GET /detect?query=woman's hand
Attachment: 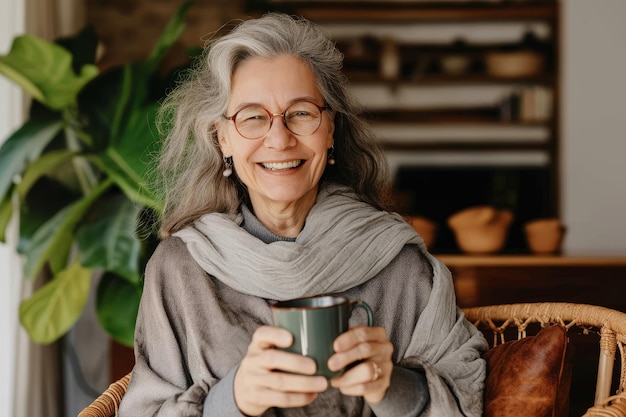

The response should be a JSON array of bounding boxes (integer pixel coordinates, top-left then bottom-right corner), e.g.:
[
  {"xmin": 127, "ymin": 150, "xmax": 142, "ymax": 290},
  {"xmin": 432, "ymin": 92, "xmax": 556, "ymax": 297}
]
[
  {"xmin": 234, "ymin": 325, "xmax": 328, "ymax": 416},
  {"xmin": 328, "ymin": 326, "xmax": 394, "ymax": 404}
]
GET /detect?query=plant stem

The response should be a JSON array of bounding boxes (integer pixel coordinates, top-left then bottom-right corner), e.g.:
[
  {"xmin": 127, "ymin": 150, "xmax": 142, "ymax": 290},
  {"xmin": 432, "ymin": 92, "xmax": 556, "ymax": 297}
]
[{"xmin": 63, "ymin": 106, "xmax": 98, "ymax": 195}]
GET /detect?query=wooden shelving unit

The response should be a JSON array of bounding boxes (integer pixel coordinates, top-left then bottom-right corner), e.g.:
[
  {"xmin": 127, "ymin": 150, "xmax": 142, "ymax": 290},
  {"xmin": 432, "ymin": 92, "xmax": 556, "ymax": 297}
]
[
  {"xmin": 246, "ymin": 2, "xmax": 559, "ymax": 142},
  {"xmin": 438, "ymin": 255, "xmax": 626, "ymax": 268},
  {"xmin": 247, "ymin": 1, "xmax": 557, "ymax": 22},
  {"xmin": 247, "ymin": 1, "xmax": 561, "ymax": 254},
  {"xmin": 364, "ymin": 108, "xmax": 548, "ymax": 125}
]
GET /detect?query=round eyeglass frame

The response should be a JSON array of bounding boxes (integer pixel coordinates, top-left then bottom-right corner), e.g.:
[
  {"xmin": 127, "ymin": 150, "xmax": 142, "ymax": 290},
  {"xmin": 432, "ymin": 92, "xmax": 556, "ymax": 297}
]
[{"xmin": 223, "ymin": 100, "xmax": 329, "ymax": 140}]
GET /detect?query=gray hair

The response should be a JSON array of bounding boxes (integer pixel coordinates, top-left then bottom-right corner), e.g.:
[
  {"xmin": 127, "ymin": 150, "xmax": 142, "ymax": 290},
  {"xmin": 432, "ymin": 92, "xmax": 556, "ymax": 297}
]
[{"xmin": 156, "ymin": 13, "xmax": 390, "ymax": 237}]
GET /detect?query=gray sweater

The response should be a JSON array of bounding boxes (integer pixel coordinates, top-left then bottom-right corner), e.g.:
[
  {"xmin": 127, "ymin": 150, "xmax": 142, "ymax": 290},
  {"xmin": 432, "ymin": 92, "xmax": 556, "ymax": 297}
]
[{"xmin": 120, "ymin": 200, "xmax": 485, "ymax": 416}]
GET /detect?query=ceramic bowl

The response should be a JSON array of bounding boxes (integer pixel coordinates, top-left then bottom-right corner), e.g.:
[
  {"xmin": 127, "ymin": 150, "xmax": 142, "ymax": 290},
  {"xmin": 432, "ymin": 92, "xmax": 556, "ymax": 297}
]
[
  {"xmin": 448, "ymin": 206, "xmax": 514, "ymax": 254},
  {"xmin": 524, "ymin": 218, "xmax": 566, "ymax": 254}
]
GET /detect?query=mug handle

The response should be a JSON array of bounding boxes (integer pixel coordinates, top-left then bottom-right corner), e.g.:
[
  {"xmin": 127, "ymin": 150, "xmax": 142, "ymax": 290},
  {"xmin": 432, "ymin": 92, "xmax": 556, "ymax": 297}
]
[{"xmin": 351, "ymin": 300, "xmax": 373, "ymax": 326}]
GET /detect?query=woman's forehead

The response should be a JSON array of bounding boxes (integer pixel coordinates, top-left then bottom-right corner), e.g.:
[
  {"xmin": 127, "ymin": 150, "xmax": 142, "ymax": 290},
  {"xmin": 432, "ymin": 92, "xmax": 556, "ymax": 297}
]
[{"xmin": 229, "ymin": 55, "xmax": 323, "ymax": 107}]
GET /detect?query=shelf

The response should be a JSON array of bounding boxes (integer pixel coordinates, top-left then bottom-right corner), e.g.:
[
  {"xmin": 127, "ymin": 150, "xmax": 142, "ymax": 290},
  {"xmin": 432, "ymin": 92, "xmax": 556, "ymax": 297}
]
[
  {"xmin": 247, "ymin": 1, "xmax": 558, "ymax": 22},
  {"xmin": 363, "ymin": 107, "xmax": 552, "ymax": 125},
  {"xmin": 382, "ymin": 141, "xmax": 551, "ymax": 152},
  {"xmin": 345, "ymin": 73, "xmax": 556, "ymax": 86},
  {"xmin": 437, "ymin": 255, "xmax": 626, "ymax": 268}
]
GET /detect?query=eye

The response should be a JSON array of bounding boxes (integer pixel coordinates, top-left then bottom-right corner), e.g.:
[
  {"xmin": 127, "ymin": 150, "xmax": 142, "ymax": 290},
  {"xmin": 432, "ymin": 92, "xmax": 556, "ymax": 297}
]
[
  {"xmin": 237, "ymin": 107, "xmax": 269, "ymax": 123},
  {"xmin": 286, "ymin": 102, "xmax": 320, "ymax": 120},
  {"xmin": 291, "ymin": 110, "xmax": 314, "ymax": 118}
]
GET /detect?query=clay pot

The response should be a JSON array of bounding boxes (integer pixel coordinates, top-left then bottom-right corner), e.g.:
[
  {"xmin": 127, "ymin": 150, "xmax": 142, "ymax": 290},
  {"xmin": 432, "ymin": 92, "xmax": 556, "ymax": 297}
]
[
  {"xmin": 407, "ymin": 216, "xmax": 437, "ymax": 250},
  {"xmin": 485, "ymin": 50, "xmax": 545, "ymax": 78},
  {"xmin": 524, "ymin": 218, "xmax": 566, "ymax": 254},
  {"xmin": 448, "ymin": 206, "xmax": 514, "ymax": 254}
]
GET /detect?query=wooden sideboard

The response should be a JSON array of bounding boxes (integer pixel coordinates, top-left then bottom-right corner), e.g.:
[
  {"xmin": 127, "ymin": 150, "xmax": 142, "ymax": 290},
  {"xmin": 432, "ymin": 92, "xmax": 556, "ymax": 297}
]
[{"xmin": 438, "ymin": 255, "xmax": 626, "ymax": 311}]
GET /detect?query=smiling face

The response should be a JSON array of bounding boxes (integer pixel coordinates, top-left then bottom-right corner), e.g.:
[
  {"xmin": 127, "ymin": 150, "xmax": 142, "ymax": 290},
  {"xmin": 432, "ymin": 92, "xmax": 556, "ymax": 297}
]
[{"xmin": 218, "ymin": 55, "xmax": 335, "ymax": 223}]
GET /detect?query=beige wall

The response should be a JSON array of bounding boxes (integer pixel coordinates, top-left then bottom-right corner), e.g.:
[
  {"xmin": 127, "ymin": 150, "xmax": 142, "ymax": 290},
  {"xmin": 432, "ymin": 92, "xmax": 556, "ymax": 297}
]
[{"xmin": 562, "ymin": 0, "xmax": 626, "ymax": 256}]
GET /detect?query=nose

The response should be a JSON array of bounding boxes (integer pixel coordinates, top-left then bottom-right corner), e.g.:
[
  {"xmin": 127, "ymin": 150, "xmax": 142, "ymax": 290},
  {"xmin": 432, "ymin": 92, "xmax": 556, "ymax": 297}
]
[{"xmin": 264, "ymin": 114, "xmax": 296, "ymax": 150}]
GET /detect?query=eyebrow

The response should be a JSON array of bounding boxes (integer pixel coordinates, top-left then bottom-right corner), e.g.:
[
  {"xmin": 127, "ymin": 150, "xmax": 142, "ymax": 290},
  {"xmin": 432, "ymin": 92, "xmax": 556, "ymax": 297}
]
[{"xmin": 230, "ymin": 96, "xmax": 323, "ymax": 113}]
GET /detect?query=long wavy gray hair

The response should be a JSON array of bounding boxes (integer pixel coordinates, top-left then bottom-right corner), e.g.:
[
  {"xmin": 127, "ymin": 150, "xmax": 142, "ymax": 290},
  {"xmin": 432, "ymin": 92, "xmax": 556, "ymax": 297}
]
[{"xmin": 156, "ymin": 13, "xmax": 390, "ymax": 237}]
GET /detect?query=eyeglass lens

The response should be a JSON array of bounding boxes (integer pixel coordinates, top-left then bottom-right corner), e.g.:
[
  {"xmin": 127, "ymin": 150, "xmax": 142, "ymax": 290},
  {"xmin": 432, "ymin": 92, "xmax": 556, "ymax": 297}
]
[{"xmin": 233, "ymin": 101, "xmax": 324, "ymax": 139}]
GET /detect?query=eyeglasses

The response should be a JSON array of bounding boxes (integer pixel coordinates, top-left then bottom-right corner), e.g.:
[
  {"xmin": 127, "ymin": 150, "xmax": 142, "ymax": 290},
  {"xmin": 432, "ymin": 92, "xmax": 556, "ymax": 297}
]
[{"xmin": 223, "ymin": 100, "xmax": 329, "ymax": 140}]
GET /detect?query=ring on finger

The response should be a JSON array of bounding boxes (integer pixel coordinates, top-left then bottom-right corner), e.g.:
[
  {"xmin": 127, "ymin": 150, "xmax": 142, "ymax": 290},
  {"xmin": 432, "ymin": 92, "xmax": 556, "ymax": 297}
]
[{"xmin": 371, "ymin": 361, "xmax": 382, "ymax": 382}]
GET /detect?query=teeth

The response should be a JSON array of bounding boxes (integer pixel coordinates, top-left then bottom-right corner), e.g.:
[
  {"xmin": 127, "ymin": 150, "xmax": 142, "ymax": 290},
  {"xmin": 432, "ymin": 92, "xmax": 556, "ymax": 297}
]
[{"xmin": 262, "ymin": 160, "xmax": 302, "ymax": 170}]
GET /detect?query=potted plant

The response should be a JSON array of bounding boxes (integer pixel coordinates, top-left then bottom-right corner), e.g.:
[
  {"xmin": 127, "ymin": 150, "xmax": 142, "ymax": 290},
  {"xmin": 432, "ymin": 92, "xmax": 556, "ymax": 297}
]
[{"xmin": 0, "ymin": 2, "xmax": 193, "ymax": 347}]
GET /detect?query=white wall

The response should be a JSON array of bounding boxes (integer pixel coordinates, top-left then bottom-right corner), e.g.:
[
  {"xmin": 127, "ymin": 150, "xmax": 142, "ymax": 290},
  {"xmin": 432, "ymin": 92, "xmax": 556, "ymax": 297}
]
[
  {"xmin": 562, "ymin": 0, "xmax": 626, "ymax": 256},
  {"xmin": 0, "ymin": 1, "xmax": 25, "ymax": 417}
]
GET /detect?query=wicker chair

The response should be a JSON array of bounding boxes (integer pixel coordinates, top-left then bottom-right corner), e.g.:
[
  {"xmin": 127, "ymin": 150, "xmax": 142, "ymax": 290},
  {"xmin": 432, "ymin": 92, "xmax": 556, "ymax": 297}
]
[
  {"xmin": 78, "ymin": 372, "xmax": 130, "ymax": 417},
  {"xmin": 78, "ymin": 302, "xmax": 626, "ymax": 417},
  {"xmin": 464, "ymin": 302, "xmax": 626, "ymax": 417}
]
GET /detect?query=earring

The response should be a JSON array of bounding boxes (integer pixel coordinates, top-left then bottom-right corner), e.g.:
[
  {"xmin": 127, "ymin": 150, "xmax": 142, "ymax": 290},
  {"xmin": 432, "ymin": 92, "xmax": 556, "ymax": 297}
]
[
  {"xmin": 327, "ymin": 146, "xmax": 336, "ymax": 165},
  {"xmin": 223, "ymin": 156, "xmax": 233, "ymax": 177}
]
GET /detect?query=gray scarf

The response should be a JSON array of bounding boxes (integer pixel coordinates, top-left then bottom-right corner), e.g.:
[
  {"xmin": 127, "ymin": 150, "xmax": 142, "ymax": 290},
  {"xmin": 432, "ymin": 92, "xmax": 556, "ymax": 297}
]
[
  {"xmin": 174, "ymin": 184, "xmax": 424, "ymax": 300},
  {"xmin": 174, "ymin": 184, "xmax": 487, "ymax": 416}
]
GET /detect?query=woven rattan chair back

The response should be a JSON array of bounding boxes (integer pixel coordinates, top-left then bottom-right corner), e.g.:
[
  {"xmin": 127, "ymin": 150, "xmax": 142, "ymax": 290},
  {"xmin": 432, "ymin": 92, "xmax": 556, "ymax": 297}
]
[
  {"xmin": 463, "ymin": 302, "xmax": 626, "ymax": 417},
  {"xmin": 77, "ymin": 372, "xmax": 130, "ymax": 417}
]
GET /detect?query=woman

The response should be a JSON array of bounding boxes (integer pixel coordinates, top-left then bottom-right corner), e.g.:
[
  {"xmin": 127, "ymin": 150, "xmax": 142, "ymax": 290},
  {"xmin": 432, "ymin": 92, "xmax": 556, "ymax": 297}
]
[{"xmin": 119, "ymin": 13, "xmax": 487, "ymax": 417}]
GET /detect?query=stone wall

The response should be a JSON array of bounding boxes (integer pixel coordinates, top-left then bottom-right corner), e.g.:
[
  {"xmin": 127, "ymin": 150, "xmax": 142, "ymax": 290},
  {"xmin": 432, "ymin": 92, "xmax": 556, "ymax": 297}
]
[{"xmin": 86, "ymin": 0, "xmax": 248, "ymax": 72}]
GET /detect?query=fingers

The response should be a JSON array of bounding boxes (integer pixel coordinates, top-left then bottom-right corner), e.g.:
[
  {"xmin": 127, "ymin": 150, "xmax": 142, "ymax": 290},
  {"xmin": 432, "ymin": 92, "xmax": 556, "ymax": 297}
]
[
  {"xmin": 330, "ymin": 360, "xmax": 390, "ymax": 404},
  {"xmin": 253, "ymin": 370, "xmax": 328, "ymax": 393},
  {"xmin": 234, "ymin": 326, "xmax": 328, "ymax": 416},
  {"xmin": 249, "ymin": 325, "xmax": 294, "ymax": 351},
  {"xmin": 247, "ymin": 326, "xmax": 319, "ymax": 375},
  {"xmin": 329, "ymin": 326, "xmax": 391, "ymax": 371},
  {"xmin": 236, "ymin": 324, "xmax": 395, "ymax": 416},
  {"xmin": 328, "ymin": 326, "xmax": 394, "ymax": 404},
  {"xmin": 241, "ymin": 389, "xmax": 320, "ymax": 412},
  {"xmin": 371, "ymin": 361, "xmax": 382, "ymax": 382}
]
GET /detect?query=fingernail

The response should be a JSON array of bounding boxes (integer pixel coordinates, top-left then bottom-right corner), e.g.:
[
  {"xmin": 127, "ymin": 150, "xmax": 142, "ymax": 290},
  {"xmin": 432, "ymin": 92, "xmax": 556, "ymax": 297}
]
[
  {"xmin": 280, "ymin": 332, "xmax": 292, "ymax": 346},
  {"xmin": 317, "ymin": 377, "xmax": 329, "ymax": 390}
]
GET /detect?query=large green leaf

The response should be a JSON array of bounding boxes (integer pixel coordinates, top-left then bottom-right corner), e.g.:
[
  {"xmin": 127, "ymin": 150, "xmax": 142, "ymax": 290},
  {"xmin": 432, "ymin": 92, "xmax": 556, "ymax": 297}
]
[
  {"xmin": 0, "ymin": 195, "xmax": 14, "ymax": 243},
  {"xmin": 111, "ymin": 1, "xmax": 192, "ymax": 142},
  {"xmin": 95, "ymin": 155, "xmax": 161, "ymax": 212},
  {"xmin": 79, "ymin": 0, "xmax": 191, "ymax": 149},
  {"xmin": 18, "ymin": 177, "xmax": 81, "ymax": 255},
  {"xmin": 96, "ymin": 272, "xmax": 142, "ymax": 347},
  {"xmin": 16, "ymin": 149, "xmax": 76, "ymax": 200},
  {"xmin": 0, "ymin": 35, "xmax": 98, "ymax": 110},
  {"xmin": 19, "ymin": 259, "xmax": 92, "ymax": 345},
  {"xmin": 0, "ymin": 118, "xmax": 63, "ymax": 202},
  {"xmin": 111, "ymin": 65, "xmax": 136, "ymax": 146},
  {"xmin": 92, "ymin": 102, "xmax": 163, "ymax": 212},
  {"xmin": 77, "ymin": 66, "xmax": 126, "ymax": 150},
  {"xmin": 23, "ymin": 179, "xmax": 112, "ymax": 280},
  {"xmin": 76, "ymin": 195, "xmax": 142, "ymax": 283}
]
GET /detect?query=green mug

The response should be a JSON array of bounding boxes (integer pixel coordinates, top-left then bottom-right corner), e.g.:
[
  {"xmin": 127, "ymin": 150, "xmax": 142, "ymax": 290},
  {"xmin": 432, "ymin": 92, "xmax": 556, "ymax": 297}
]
[{"xmin": 271, "ymin": 295, "xmax": 374, "ymax": 379}]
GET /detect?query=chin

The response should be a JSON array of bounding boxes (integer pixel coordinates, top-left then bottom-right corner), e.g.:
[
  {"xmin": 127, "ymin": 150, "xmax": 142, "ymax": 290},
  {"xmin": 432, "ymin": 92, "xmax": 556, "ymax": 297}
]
[{"xmin": 263, "ymin": 185, "xmax": 318, "ymax": 205}]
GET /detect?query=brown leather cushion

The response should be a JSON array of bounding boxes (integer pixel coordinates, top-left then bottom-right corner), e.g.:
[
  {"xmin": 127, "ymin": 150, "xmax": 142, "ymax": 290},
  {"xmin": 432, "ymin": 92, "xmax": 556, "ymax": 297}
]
[{"xmin": 483, "ymin": 325, "xmax": 573, "ymax": 417}]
